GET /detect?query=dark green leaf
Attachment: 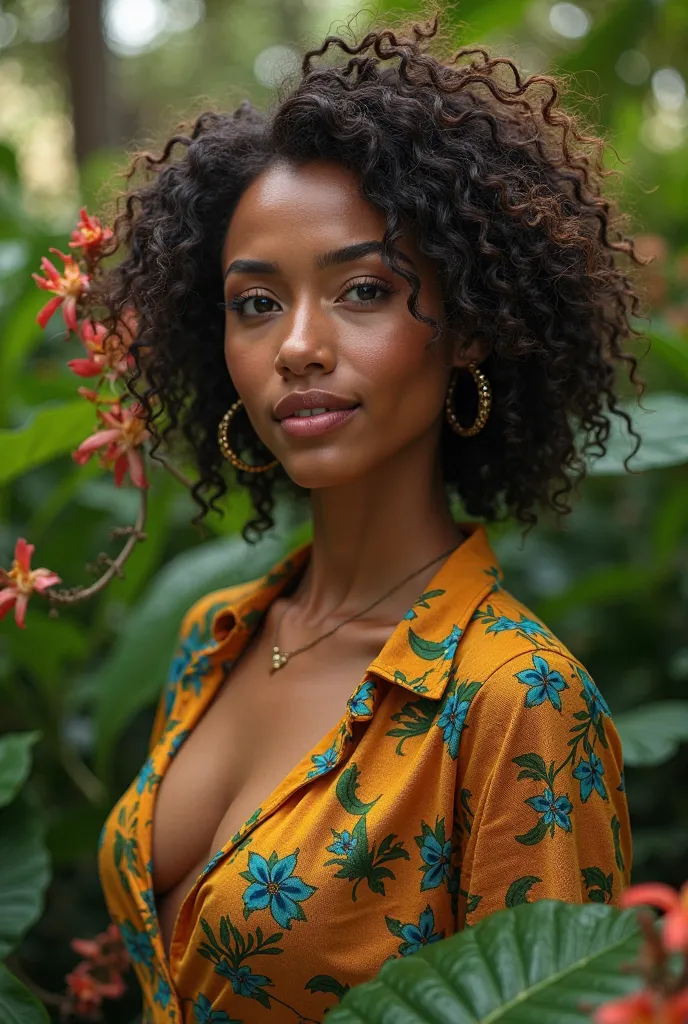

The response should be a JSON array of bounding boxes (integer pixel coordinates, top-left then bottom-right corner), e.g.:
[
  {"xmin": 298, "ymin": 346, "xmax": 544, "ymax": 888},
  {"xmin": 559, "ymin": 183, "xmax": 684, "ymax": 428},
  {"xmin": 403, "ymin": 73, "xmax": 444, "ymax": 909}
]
[
  {"xmin": 615, "ymin": 700, "xmax": 688, "ymax": 766},
  {"xmin": 0, "ymin": 799, "xmax": 51, "ymax": 958},
  {"xmin": 0, "ymin": 964, "xmax": 49, "ymax": 1024},
  {"xmin": 326, "ymin": 902, "xmax": 641, "ymax": 1023},
  {"xmin": 0, "ymin": 732, "xmax": 40, "ymax": 809}
]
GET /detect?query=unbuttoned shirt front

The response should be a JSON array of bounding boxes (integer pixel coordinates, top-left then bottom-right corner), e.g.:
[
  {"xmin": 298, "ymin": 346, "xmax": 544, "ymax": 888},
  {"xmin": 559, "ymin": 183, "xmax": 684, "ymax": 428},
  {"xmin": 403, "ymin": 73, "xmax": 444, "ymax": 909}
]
[{"xmin": 97, "ymin": 522, "xmax": 632, "ymax": 1023}]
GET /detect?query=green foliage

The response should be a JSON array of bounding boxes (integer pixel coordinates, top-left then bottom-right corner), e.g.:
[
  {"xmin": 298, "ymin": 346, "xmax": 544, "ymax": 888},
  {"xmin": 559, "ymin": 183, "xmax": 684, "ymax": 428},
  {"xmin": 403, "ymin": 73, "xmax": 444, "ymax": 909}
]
[
  {"xmin": 326, "ymin": 902, "xmax": 642, "ymax": 1022},
  {"xmin": 615, "ymin": 701, "xmax": 688, "ymax": 766},
  {"xmin": 1, "ymin": 0, "xmax": 688, "ymax": 1017}
]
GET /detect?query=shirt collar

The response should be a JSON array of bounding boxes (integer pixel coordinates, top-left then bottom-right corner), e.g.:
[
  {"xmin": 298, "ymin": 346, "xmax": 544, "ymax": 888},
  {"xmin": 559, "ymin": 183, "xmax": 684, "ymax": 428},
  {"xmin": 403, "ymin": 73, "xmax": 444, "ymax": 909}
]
[{"xmin": 206, "ymin": 522, "xmax": 503, "ymax": 701}]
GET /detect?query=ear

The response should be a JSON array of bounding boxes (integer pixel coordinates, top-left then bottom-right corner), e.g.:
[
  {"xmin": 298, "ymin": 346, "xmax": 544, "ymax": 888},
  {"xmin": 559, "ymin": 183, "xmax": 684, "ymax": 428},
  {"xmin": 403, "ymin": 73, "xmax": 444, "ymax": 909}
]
[{"xmin": 449, "ymin": 334, "xmax": 490, "ymax": 368}]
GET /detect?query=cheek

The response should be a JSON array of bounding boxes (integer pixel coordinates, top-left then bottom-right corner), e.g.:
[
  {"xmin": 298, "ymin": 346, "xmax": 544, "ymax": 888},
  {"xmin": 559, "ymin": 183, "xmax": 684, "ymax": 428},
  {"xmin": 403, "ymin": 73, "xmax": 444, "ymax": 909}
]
[{"xmin": 359, "ymin": 331, "xmax": 449, "ymax": 421}]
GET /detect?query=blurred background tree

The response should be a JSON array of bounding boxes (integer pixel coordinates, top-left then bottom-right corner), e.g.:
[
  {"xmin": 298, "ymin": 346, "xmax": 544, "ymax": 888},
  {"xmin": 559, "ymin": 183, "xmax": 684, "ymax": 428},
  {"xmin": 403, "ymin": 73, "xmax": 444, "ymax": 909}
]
[{"xmin": 0, "ymin": 0, "xmax": 687, "ymax": 1021}]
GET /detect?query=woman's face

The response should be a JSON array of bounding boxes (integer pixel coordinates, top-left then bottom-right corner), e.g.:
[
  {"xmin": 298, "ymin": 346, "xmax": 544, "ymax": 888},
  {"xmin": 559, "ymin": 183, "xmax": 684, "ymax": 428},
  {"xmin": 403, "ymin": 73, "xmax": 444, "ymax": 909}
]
[{"xmin": 221, "ymin": 159, "xmax": 469, "ymax": 489}]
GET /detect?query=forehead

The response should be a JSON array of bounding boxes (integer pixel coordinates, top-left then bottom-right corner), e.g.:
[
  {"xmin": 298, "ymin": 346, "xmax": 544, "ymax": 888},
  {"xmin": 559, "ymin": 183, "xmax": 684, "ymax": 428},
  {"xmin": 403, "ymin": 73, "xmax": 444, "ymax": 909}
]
[{"xmin": 222, "ymin": 160, "xmax": 389, "ymax": 262}]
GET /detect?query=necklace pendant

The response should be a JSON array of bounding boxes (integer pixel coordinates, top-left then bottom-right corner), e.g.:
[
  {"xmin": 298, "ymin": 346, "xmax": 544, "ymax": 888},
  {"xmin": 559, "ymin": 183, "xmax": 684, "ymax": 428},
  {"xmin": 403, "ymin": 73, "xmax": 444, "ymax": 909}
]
[{"xmin": 272, "ymin": 646, "xmax": 288, "ymax": 671}]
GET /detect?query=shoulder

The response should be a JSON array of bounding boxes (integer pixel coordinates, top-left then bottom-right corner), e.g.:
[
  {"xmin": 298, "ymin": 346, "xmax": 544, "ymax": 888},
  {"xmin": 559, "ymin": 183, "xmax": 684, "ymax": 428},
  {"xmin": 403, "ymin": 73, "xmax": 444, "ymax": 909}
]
[{"xmin": 455, "ymin": 582, "xmax": 614, "ymax": 732}]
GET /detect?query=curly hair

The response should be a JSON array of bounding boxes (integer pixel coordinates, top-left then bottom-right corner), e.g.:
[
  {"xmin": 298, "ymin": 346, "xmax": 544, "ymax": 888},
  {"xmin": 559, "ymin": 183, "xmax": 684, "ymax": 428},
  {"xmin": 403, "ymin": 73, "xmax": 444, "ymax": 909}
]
[{"xmin": 88, "ymin": 10, "xmax": 646, "ymax": 542}]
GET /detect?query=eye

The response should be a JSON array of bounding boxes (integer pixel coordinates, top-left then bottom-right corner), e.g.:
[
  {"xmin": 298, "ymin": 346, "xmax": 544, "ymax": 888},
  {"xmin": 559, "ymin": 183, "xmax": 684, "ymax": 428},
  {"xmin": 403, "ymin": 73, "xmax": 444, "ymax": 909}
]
[
  {"xmin": 219, "ymin": 289, "xmax": 280, "ymax": 318},
  {"xmin": 341, "ymin": 277, "xmax": 393, "ymax": 305}
]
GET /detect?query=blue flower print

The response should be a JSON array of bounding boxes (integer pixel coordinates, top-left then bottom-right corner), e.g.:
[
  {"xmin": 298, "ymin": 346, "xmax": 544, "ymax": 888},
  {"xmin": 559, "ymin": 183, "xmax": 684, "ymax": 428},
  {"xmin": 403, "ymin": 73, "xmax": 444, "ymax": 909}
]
[
  {"xmin": 486, "ymin": 614, "xmax": 552, "ymax": 641},
  {"xmin": 442, "ymin": 625, "xmax": 462, "ymax": 661},
  {"xmin": 326, "ymin": 829, "xmax": 357, "ymax": 857},
  {"xmin": 119, "ymin": 919, "xmax": 156, "ymax": 974},
  {"xmin": 241, "ymin": 849, "xmax": 317, "ymax": 928},
  {"xmin": 169, "ymin": 622, "xmax": 213, "ymax": 698},
  {"xmin": 200, "ymin": 848, "xmax": 226, "ymax": 879},
  {"xmin": 347, "ymin": 680, "xmax": 376, "ymax": 717},
  {"xmin": 573, "ymin": 751, "xmax": 608, "ymax": 802},
  {"xmin": 135, "ymin": 757, "xmax": 161, "ymax": 795},
  {"xmin": 516, "ymin": 655, "xmax": 569, "ymax": 711},
  {"xmin": 140, "ymin": 887, "xmax": 157, "ymax": 915},
  {"xmin": 306, "ymin": 744, "xmax": 338, "ymax": 779},
  {"xmin": 153, "ymin": 974, "xmax": 171, "ymax": 1010},
  {"xmin": 169, "ymin": 730, "xmax": 190, "ymax": 759},
  {"xmin": 215, "ymin": 961, "xmax": 272, "ymax": 1000},
  {"xmin": 526, "ymin": 788, "xmax": 573, "ymax": 832},
  {"xmin": 192, "ymin": 992, "xmax": 236, "ymax": 1023},
  {"xmin": 437, "ymin": 694, "xmax": 470, "ymax": 759},
  {"xmin": 395, "ymin": 906, "xmax": 445, "ymax": 956},
  {"xmin": 419, "ymin": 832, "xmax": 452, "ymax": 891},
  {"xmin": 579, "ymin": 668, "xmax": 611, "ymax": 723}
]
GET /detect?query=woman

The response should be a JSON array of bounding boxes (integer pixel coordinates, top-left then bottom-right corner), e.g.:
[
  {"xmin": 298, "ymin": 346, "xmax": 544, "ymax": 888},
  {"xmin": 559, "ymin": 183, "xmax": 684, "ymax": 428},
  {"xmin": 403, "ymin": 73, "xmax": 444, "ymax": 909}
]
[{"xmin": 95, "ymin": 14, "xmax": 640, "ymax": 1024}]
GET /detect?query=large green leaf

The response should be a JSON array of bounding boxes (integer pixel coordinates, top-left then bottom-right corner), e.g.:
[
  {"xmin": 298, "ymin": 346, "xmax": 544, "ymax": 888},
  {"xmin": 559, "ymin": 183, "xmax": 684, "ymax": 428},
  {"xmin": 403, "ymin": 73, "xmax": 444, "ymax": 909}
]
[
  {"xmin": 0, "ymin": 965, "xmax": 49, "ymax": 1024},
  {"xmin": 94, "ymin": 529, "xmax": 290, "ymax": 772},
  {"xmin": 0, "ymin": 732, "xmax": 41, "ymax": 809},
  {"xmin": 326, "ymin": 901, "xmax": 641, "ymax": 1023},
  {"xmin": 0, "ymin": 400, "xmax": 95, "ymax": 484},
  {"xmin": 0, "ymin": 799, "xmax": 51, "ymax": 959},
  {"xmin": 615, "ymin": 700, "xmax": 688, "ymax": 767},
  {"xmin": 585, "ymin": 392, "xmax": 688, "ymax": 474}
]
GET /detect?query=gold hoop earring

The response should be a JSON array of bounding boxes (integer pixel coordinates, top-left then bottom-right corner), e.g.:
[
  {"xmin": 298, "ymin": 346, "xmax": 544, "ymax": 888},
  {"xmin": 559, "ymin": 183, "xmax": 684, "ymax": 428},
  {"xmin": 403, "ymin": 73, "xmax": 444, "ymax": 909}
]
[
  {"xmin": 445, "ymin": 362, "xmax": 492, "ymax": 437},
  {"xmin": 218, "ymin": 399, "xmax": 279, "ymax": 474}
]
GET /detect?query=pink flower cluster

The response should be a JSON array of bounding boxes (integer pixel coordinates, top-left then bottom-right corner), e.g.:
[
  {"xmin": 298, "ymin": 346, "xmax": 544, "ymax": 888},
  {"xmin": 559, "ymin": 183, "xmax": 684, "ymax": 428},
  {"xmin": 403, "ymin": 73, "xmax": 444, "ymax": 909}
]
[
  {"xmin": 0, "ymin": 207, "xmax": 151, "ymax": 629},
  {"xmin": 595, "ymin": 882, "xmax": 688, "ymax": 1024},
  {"xmin": 63, "ymin": 923, "xmax": 131, "ymax": 1020}
]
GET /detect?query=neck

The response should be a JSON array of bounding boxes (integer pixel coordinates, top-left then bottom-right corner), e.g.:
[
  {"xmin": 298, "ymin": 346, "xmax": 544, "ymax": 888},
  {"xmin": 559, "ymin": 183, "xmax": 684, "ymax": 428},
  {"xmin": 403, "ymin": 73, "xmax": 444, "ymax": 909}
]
[{"xmin": 290, "ymin": 433, "xmax": 465, "ymax": 628}]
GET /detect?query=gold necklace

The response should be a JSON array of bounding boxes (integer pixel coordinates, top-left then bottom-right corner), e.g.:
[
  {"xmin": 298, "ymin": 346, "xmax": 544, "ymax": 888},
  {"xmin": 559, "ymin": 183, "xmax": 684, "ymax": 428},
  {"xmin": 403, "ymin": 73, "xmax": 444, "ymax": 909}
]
[{"xmin": 271, "ymin": 543, "xmax": 458, "ymax": 672}]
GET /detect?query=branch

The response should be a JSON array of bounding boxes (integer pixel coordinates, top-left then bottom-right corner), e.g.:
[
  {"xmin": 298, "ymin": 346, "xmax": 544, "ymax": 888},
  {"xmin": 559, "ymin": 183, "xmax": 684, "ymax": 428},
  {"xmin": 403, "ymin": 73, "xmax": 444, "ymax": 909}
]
[{"xmin": 46, "ymin": 488, "xmax": 147, "ymax": 607}]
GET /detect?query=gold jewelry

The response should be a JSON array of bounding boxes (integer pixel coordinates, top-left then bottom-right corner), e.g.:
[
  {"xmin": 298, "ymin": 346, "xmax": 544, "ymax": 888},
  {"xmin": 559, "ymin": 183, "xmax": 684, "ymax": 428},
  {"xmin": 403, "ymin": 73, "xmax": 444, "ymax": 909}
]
[
  {"xmin": 271, "ymin": 543, "xmax": 458, "ymax": 672},
  {"xmin": 445, "ymin": 362, "xmax": 491, "ymax": 437},
  {"xmin": 218, "ymin": 399, "xmax": 279, "ymax": 474}
]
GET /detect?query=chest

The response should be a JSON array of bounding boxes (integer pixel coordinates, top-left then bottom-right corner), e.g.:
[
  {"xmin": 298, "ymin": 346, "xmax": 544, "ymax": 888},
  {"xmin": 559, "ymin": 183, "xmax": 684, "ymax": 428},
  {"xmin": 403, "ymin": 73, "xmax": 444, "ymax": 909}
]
[{"xmin": 149, "ymin": 619, "xmax": 389, "ymax": 951}]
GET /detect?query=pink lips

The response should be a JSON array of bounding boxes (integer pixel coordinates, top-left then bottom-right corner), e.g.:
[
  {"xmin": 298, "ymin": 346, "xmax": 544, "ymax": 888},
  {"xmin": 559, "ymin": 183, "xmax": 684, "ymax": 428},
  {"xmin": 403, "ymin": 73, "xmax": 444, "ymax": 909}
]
[{"xmin": 279, "ymin": 407, "xmax": 360, "ymax": 438}]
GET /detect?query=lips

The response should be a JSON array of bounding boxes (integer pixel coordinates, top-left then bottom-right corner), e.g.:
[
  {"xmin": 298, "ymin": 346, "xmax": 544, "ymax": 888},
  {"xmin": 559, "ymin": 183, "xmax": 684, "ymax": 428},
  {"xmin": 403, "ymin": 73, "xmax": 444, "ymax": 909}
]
[{"xmin": 273, "ymin": 389, "xmax": 359, "ymax": 421}]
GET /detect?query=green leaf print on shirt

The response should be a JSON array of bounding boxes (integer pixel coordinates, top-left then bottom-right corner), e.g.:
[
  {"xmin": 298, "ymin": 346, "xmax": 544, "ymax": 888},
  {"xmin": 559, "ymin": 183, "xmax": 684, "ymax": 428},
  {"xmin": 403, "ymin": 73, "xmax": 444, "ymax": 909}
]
[
  {"xmin": 196, "ymin": 916, "xmax": 320, "ymax": 1022},
  {"xmin": 611, "ymin": 814, "xmax": 625, "ymax": 872},
  {"xmin": 385, "ymin": 696, "xmax": 437, "ymax": 755},
  {"xmin": 113, "ymin": 800, "xmax": 142, "ymax": 894},
  {"xmin": 582, "ymin": 866, "xmax": 614, "ymax": 904},
  {"xmin": 505, "ymin": 875, "xmax": 542, "ymax": 907},
  {"xmin": 471, "ymin": 605, "xmax": 555, "ymax": 648},
  {"xmin": 304, "ymin": 975, "xmax": 350, "ymax": 1000},
  {"xmin": 324, "ymin": 763, "xmax": 410, "ymax": 900}
]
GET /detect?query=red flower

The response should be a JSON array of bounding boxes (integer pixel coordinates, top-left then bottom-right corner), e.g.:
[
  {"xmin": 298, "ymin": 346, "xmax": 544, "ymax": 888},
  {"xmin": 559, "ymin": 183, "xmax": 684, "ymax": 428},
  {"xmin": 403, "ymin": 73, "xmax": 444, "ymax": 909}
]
[
  {"xmin": 622, "ymin": 882, "xmax": 688, "ymax": 953},
  {"xmin": 67, "ymin": 319, "xmax": 134, "ymax": 381},
  {"xmin": 65, "ymin": 961, "xmax": 126, "ymax": 1018},
  {"xmin": 595, "ymin": 989, "xmax": 688, "ymax": 1024},
  {"xmin": 68, "ymin": 206, "xmax": 113, "ymax": 254},
  {"xmin": 32, "ymin": 248, "xmax": 89, "ymax": 331},
  {"xmin": 0, "ymin": 538, "xmax": 61, "ymax": 629},
  {"xmin": 73, "ymin": 402, "xmax": 150, "ymax": 488}
]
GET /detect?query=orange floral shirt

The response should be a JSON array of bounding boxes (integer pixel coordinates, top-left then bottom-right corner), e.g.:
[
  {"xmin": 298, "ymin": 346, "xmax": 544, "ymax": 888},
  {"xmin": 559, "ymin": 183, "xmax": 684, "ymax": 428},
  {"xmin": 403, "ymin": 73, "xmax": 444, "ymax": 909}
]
[{"xmin": 97, "ymin": 522, "xmax": 632, "ymax": 1024}]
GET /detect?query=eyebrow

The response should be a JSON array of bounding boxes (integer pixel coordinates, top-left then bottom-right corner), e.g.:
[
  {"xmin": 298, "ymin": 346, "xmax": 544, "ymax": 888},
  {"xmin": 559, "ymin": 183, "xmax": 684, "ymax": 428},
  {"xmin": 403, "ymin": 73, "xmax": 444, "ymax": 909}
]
[{"xmin": 223, "ymin": 240, "xmax": 413, "ymax": 279}]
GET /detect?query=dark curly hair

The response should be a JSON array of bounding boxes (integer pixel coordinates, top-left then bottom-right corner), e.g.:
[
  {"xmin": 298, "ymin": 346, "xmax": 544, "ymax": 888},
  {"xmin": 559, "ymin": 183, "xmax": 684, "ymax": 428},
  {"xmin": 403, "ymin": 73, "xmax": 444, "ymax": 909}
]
[{"xmin": 88, "ymin": 10, "xmax": 647, "ymax": 542}]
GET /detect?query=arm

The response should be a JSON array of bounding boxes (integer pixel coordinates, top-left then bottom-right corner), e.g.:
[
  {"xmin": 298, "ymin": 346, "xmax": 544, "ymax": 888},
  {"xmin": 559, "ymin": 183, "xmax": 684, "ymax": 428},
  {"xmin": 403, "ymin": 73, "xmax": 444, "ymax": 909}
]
[{"xmin": 454, "ymin": 647, "xmax": 631, "ymax": 928}]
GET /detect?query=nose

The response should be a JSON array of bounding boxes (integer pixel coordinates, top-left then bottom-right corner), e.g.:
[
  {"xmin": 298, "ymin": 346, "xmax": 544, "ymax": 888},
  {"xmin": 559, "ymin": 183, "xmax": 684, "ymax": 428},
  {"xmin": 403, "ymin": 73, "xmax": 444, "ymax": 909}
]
[{"xmin": 274, "ymin": 301, "xmax": 336, "ymax": 378}]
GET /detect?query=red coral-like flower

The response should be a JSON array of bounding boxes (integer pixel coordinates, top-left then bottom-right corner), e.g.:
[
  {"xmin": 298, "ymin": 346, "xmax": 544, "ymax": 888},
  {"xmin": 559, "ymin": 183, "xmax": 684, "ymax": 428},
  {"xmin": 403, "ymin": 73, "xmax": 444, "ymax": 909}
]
[
  {"xmin": 32, "ymin": 247, "xmax": 89, "ymax": 331},
  {"xmin": 68, "ymin": 206, "xmax": 113, "ymax": 255},
  {"xmin": 73, "ymin": 402, "xmax": 150, "ymax": 488},
  {"xmin": 67, "ymin": 319, "xmax": 134, "ymax": 381},
  {"xmin": 622, "ymin": 882, "xmax": 688, "ymax": 953},
  {"xmin": 0, "ymin": 538, "xmax": 61, "ymax": 629},
  {"xmin": 595, "ymin": 989, "xmax": 688, "ymax": 1024}
]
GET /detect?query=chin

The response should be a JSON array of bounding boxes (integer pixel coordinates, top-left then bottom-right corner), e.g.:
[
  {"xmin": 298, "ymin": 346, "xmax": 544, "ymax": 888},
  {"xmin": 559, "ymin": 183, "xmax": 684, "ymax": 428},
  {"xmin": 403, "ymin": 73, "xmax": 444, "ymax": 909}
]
[{"xmin": 280, "ymin": 453, "xmax": 367, "ymax": 490}]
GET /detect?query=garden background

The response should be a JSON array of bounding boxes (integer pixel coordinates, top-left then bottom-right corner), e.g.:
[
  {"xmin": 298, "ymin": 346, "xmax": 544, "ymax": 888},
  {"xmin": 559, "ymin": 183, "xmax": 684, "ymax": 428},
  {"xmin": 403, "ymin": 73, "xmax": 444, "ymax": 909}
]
[{"xmin": 1, "ymin": 0, "xmax": 687, "ymax": 1021}]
